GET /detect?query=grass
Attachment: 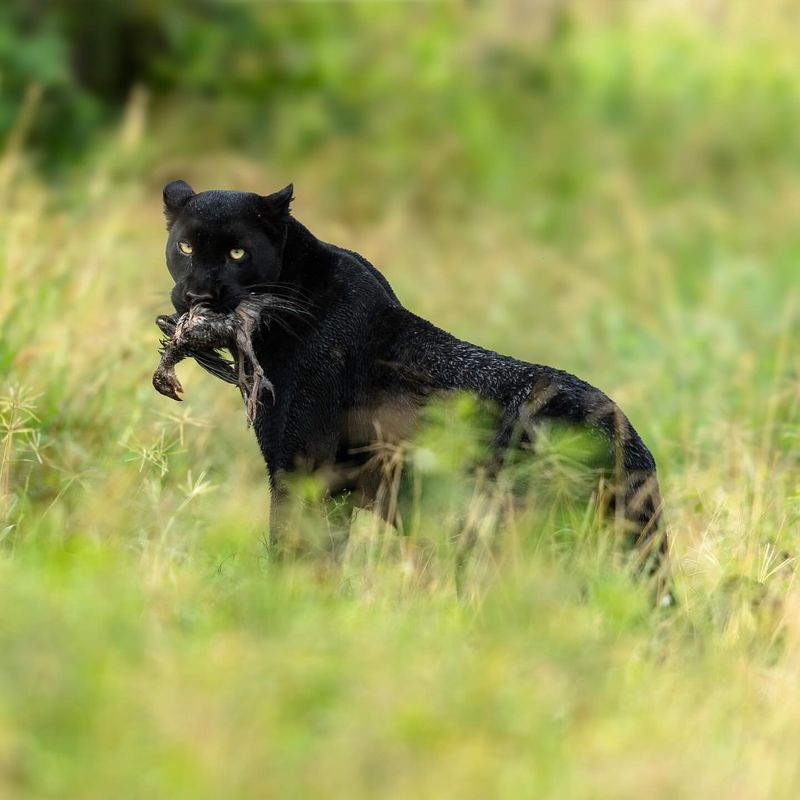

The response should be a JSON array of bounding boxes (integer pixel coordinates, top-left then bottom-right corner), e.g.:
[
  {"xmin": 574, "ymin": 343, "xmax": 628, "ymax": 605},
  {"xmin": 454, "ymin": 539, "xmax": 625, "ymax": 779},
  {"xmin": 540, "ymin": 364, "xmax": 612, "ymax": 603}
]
[{"xmin": 2, "ymin": 3, "xmax": 800, "ymax": 797}]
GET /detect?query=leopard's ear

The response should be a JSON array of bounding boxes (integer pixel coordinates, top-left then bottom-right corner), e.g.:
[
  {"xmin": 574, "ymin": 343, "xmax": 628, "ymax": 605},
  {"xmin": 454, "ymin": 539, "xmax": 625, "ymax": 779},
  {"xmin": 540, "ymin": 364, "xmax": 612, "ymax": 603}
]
[
  {"xmin": 163, "ymin": 180, "xmax": 195, "ymax": 229},
  {"xmin": 259, "ymin": 183, "xmax": 293, "ymax": 220}
]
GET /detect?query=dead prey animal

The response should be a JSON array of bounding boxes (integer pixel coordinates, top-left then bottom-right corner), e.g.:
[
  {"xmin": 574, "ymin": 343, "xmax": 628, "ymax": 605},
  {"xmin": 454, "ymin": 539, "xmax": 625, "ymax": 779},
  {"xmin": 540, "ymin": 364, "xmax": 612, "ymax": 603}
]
[{"xmin": 153, "ymin": 297, "xmax": 274, "ymax": 425}]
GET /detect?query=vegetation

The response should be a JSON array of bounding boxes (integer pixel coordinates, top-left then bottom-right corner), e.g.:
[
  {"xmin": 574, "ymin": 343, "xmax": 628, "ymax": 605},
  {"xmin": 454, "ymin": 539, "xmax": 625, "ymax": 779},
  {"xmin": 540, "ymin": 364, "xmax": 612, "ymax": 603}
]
[{"xmin": 1, "ymin": 2, "xmax": 799, "ymax": 797}]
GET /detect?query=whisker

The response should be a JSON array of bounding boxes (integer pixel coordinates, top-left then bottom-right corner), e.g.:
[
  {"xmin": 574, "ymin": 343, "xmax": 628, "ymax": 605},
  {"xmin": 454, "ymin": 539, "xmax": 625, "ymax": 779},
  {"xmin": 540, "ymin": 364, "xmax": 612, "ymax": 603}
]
[
  {"xmin": 256, "ymin": 296, "xmax": 316, "ymax": 322},
  {"xmin": 249, "ymin": 280, "xmax": 316, "ymax": 299},
  {"xmin": 263, "ymin": 309, "xmax": 316, "ymax": 340},
  {"xmin": 244, "ymin": 283, "xmax": 317, "ymax": 306},
  {"xmin": 265, "ymin": 314, "xmax": 305, "ymax": 342},
  {"xmin": 236, "ymin": 294, "xmax": 316, "ymax": 340},
  {"xmin": 246, "ymin": 295, "xmax": 316, "ymax": 317}
]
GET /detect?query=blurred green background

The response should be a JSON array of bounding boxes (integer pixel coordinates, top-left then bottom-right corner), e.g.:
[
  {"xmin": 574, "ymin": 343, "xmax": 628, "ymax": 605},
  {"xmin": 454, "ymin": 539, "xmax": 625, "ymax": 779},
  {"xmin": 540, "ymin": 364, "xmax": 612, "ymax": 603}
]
[{"xmin": 2, "ymin": 1, "xmax": 800, "ymax": 798}]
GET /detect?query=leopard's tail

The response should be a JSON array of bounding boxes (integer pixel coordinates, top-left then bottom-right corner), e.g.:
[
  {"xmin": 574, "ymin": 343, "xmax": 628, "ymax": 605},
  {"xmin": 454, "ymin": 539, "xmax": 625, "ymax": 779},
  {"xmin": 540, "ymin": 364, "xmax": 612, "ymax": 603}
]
[{"xmin": 498, "ymin": 368, "xmax": 667, "ymax": 581}]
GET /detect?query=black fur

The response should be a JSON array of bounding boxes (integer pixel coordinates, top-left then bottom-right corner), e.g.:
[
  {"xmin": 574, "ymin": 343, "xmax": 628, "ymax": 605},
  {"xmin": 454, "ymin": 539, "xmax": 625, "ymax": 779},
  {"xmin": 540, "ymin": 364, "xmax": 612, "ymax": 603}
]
[{"xmin": 162, "ymin": 181, "xmax": 666, "ymax": 573}]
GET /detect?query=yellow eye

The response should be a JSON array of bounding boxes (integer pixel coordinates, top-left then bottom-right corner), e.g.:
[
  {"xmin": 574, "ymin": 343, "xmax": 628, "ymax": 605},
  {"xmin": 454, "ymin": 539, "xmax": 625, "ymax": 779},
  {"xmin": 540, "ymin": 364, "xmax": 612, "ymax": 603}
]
[
  {"xmin": 178, "ymin": 241, "xmax": 193, "ymax": 255},
  {"xmin": 229, "ymin": 248, "xmax": 246, "ymax": 261}
]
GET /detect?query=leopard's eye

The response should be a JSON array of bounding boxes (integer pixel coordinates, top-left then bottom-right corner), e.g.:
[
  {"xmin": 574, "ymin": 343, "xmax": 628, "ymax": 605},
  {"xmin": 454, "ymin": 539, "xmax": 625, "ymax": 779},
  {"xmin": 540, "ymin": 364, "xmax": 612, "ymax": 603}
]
[
  {"xmin": 229, "ymin": 248, "xmax": 246, "ymax": 261},
  {"xmin": 178, "ymin": 241, "xmax": 193, "ymax": 256}
]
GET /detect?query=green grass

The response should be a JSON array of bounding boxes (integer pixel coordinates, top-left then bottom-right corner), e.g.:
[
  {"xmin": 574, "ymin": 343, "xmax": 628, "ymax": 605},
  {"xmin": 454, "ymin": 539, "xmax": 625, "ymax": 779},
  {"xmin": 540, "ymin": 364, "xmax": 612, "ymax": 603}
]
[{"xmin": 2, "ymin": 3, "xmax": 800, "ymax": 797}]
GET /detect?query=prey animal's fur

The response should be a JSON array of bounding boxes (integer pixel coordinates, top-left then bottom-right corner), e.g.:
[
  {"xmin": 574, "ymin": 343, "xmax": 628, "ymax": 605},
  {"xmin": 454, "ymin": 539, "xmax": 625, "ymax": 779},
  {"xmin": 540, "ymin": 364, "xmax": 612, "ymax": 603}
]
[{"xmin": 153, "ymin": 297, "xmax": 274, "ymax": 425}]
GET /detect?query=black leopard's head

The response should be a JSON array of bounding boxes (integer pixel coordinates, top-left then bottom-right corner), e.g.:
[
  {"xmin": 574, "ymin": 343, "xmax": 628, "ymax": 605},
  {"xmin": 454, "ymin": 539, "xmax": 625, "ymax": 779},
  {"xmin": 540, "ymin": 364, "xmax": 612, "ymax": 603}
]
[{"xmin": 163, "ymin": 180, "xmax": 294, "ymax": 314}]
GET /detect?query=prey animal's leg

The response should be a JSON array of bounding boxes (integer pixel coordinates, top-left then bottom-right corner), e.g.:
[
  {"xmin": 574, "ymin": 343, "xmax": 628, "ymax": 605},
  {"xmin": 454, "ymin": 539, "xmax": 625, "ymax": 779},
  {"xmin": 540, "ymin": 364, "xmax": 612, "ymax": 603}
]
[
  {"xmin": 234, "ymin": 325, "xmax": 275, "ymax": 426},
  {"xmin": 153, "ymin": 315, "xmax": 187, "ymax": 401}
]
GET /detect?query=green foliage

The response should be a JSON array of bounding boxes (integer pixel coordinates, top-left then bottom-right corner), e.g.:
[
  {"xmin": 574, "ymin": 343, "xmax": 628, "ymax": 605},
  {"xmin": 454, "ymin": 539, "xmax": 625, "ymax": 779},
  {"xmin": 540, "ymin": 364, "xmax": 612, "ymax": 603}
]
[{"xmin": 2, "ymin": 2, "xmax": 800, "ymax": 797}]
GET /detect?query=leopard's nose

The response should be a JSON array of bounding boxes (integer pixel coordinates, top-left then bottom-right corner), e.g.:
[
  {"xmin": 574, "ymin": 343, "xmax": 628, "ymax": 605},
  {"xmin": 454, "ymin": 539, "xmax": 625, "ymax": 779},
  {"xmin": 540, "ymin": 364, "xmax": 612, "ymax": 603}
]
[{"xmin": 186, "ymin": 289, "xmax": 215, "ymax": 304}]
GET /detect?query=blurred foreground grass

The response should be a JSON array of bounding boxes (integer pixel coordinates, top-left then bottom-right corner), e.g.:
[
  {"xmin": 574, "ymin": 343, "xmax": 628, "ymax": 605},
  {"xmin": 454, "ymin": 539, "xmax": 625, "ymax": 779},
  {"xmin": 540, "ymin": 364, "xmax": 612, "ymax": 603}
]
[{"xmin": 2, "ymin": 3, "xmax": 800, "ymax": 798}]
